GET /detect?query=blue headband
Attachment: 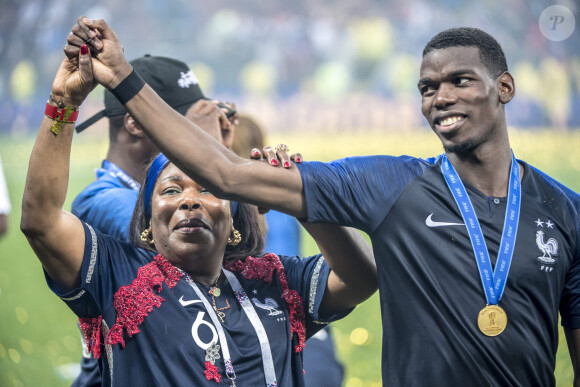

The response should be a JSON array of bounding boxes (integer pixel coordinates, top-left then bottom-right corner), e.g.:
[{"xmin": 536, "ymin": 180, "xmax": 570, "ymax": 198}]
[
  {"xmin": 144, "ymin": 153, "xmax": 170, "ymax": 217},
  {"xmin": 143, "ymin": 153, "xmax": 239, "ymax": 219}
]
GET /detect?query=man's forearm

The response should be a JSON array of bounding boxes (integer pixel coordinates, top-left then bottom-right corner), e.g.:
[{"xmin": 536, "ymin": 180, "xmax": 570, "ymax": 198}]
[{"xmin": 124, "ymin": 85, "xmax": 307, "ymax": 217}]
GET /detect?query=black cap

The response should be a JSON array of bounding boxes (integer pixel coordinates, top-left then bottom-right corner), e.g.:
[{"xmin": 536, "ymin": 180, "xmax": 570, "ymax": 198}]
[{"xmin": 76, "ymin": 55, "xmax": 206, "ymax": 132}]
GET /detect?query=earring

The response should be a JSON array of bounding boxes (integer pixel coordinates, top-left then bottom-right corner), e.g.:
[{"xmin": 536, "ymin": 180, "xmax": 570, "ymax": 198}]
[
  {"xmin": 227, "ymin": 227, "xmax": 241, "ymax": 246},
  {"xmin": 140, "ymin": 228, "xmax": 154, "ymax": 246}
]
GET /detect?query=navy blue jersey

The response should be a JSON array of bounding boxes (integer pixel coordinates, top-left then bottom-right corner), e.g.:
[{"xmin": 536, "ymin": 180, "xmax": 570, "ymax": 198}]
[
  {"xmin": 297, "ymin": 155, "xmax": 580, "ymax": 386},
  {"xmin": 70, "ymin": 161, "xmax": 144, "ymax": 387},
  {"xmin": 46, "ymin": 223, "xmax": 349, "ymax": 386},
  {"xmin": 71, "ymin": 160, "xmax": 344, "ymax": 387}
]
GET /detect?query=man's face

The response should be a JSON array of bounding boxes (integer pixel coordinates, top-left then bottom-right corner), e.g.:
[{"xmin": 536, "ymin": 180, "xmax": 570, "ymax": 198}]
[{"xmin": 418, "ymin": 46, "xmax": 505, "ymax": 154}]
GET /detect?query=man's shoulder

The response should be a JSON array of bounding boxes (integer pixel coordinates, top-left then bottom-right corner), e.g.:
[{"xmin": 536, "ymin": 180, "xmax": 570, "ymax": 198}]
[
  {"xmin": 72, "ymin": 173, "xmax": 137, "ymax": 215},
  {"xmin": 298, "ymin": 154, "xmax": 439, "ymax": 175},
  {"xmin": 524, "ymin": 161, "xmax": 580, "ymax": 209},
  {"xmin": 335, "ymin": 154, "xmax": 438, "ymax": 166},
  {"xmin": 74, "ymin": 176, "xmax": 133, "ymax": 201}
]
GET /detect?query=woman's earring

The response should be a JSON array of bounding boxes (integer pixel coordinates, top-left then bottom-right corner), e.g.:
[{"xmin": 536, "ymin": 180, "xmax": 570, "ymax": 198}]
[
  {"xmin": 227, "ymin": 227, "xmax": 241, "ymax": 246},
  {"xmin": 140, "ymin": 228, "xmax": 155, "ymax": 246}
]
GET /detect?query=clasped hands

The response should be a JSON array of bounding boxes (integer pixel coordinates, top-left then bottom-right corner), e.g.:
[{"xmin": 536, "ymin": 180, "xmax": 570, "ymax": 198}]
[{"xmin": 64, "ymin": 16, "xmax": 303, "ymax": 166}]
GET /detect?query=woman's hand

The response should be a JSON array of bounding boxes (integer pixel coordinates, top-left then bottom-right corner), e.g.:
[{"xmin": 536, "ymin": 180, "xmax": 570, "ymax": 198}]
[
  {"xmin": 52, "ymin": 44, "xmax": 94, "ymax": 106},
  {"xmin": 64, "ymin": 16, "xmax": 132, "ymax": 90},
  {"xmin": 250, "ymin": 144, "xmax": 303, "ymax": 169}
]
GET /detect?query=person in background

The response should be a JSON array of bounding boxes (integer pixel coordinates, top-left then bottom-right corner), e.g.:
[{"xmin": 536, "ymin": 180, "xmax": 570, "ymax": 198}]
[
  {"xmin": 21, "ymin": 43, "xmax": 377, "ymax": 386},
  {"xmin": 70, "ymin": 18, "xmax": 580, "ymax": 386},
  {"xmin": 232, "ymin": 114, "xmax": 344, "ymax": 386},
  {"xmin": 0, "ymin": 154, "xmax": 10, "ymax": 239}
]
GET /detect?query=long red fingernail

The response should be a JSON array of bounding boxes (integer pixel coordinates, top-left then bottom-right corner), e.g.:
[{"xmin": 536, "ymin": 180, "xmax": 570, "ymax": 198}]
[
  {"xmin": 295, "ymin": 157, "xmax": 301, "ymax": 163},
  {"xmin": 283, "ymin": 161, "xmax": 290, "ymax": 168},
  {"xmin": 81, "ymin": 44, "xmax": 89, "ymax": 55},
  {"xmin": 271, "ymin": 159, "xmax": 278, "ymax": 166}
]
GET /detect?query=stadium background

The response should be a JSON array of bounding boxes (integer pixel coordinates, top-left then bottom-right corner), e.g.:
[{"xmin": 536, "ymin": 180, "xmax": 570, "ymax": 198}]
[{"xmin": 0, "ymin": 0, "xmax": 578, "ymax": 386}]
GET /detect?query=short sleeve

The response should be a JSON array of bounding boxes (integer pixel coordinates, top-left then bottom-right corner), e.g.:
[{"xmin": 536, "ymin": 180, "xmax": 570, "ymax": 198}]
[
  {"xmin": 44, "ymin": 222, "xmax": 152, "ymax": 318},
  {"xmin": 559, "ymin": 195, "xmax": 580, "ymax": 328},
  {"xmin": 0, "ymin": 155, "xmax": 11, "ymax": 214},
  {"xmin": 279, "ymin": 254, "xmax": 353, "ymax": 336},
  {"xmin": 296, "ymin": 155, "xmax": 431, "ymax": 234},
  {"xmin": 561, "ymin": 254, "xmax": 580, "ymax": 328}
]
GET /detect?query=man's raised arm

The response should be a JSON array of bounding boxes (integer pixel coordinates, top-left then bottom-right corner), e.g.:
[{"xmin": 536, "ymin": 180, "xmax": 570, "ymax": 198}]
[{"xmin": 67, "ymin": 17, "xmax": 307, "ymax": 218}]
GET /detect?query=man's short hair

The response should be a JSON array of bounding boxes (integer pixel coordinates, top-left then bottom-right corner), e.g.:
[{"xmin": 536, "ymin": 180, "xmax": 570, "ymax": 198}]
[{"xmin": 423, "ymin": 27, "xmax": 508, "ymax": 78}]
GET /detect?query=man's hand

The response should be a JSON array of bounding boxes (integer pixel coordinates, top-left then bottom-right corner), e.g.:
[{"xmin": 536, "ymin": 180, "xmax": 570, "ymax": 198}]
[
  {"xmin": 185, "ymin": 100, "xmax": 231, "ymax": 145},
  {"xmin": 64, "ymin": 16, "xmax": 131, "ymax": 90},
  {"xmin": 216, "ymin": 101, "xmax": 237, "ymax": 149}
]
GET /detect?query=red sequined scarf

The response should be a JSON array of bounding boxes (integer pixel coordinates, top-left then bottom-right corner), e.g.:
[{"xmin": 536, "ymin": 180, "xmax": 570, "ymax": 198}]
[{"xmin": 224, "ymin": 253, "xmax": 306, "ymax": 352}]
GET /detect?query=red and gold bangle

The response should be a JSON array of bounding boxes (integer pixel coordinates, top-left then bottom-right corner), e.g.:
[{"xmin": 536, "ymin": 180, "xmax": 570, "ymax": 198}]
[{"xmin": 44, "ymin": 95, "xmax": 79, "ymax": 135}]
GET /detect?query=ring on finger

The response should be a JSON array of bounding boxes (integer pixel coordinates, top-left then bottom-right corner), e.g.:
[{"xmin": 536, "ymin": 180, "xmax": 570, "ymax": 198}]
[{"xmin": 274, "ymin": 144, "xmax": 289, "ymax": 153}]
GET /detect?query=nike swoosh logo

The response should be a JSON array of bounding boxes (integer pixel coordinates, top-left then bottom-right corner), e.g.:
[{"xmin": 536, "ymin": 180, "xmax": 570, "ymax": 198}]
[
  {"xmin": 179, "ymin": 295, "xmax": 203, "ymax": 307},
  {"xmin": 425, "ymin": 213, "xmax": 464, "ymax": 228}
]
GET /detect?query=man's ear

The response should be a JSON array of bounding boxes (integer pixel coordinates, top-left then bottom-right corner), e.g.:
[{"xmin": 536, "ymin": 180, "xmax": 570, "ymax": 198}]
[
  {"xmin": 498, "ymin": 72, "xmax": 515, "ymax": 104},
  {"xmin": 123, "ymin": 114, "xmax": 146, "ymax": 138}
]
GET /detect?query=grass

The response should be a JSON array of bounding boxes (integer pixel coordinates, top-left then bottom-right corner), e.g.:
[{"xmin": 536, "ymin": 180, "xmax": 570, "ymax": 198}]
[{"xmin": 0, "ymin": 127, "xmax": 579, "ymax": 386}]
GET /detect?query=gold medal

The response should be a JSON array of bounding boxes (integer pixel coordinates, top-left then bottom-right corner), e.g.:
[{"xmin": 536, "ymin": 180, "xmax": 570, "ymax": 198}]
[{"xmin": 477, "ymin": 305, "xmax": 507, "ymax": 336}]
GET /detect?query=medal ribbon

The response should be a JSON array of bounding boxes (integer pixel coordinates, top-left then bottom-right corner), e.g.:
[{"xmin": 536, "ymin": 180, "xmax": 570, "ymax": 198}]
[
  {"xmin": 223, "ymin": 270, "xmax": 277, "ymax": 387},
  {"xmin": 440, "ymin": 152, "xmax": 521, "ymax": 305},
  {"xmin": 183, "ymin": 269, "xmax": 278, "ymax": 386}
]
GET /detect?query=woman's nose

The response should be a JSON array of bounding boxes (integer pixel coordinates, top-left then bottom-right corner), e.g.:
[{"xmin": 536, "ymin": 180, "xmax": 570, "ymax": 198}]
[{"xmin": 180, "ymin": 197, "xmax": 201, "ymax": 210}]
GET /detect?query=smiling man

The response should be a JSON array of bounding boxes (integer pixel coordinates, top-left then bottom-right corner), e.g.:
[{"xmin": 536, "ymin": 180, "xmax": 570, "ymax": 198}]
[{"xmin": 70, "ymin": 21, "xmax": 580, "ymax": 386}]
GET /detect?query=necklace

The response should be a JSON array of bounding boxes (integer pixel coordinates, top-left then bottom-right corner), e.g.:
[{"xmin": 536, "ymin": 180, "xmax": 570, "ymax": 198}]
[
  {"xmin": 209, "ymin": 273, "xmax": 222, "ymax": 297},
  {"xmin": 208, "ymin": 272, "xmax": 230, "ymax": 322}
]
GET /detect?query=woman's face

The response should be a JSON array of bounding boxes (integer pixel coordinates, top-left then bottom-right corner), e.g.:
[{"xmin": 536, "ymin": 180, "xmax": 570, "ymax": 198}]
[{"xmin": 149, "ymin": 163, "xmax": 231, "ymax": 267}]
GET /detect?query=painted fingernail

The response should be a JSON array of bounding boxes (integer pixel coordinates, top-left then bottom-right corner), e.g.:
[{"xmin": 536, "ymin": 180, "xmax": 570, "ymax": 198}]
[
  {"xmin": 271, "ymin": 159, "xmax": 278, "ymax": 166},
  {"xmin": 252, "ymin": 149, "xmax": 260, "ymax": 157},
  {"xmin": 283, "ymin": 161, "xmax": 290, "ymax": 168},
  {"xmin": 81, "ymin": 44, "xmax": 89, "ymax": 55},
  {"xmin": 295, "ymin": 157, "xmax": 301, "ymax": 163}
]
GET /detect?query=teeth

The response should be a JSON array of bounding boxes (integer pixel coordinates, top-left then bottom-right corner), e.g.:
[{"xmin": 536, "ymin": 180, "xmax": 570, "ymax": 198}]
[{"xmin": 440, "ymin": 116, "xmax": 462, "ymax": 126}]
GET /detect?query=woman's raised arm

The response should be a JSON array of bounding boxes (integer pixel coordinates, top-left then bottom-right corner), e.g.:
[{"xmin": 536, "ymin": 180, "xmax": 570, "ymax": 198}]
[{"xmin": 21, "ymin": 47, "xmax": 94, "ymax": 292}]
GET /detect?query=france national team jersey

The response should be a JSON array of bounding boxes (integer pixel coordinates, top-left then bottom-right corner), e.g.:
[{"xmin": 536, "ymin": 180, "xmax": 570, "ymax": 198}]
[
  {"xmin": 45, "ymin": 223, "xmax": 348, "ymax": 386},
  {"xmin": 297, "ymin": 155, "xmax": 580, "ymax": 386}
]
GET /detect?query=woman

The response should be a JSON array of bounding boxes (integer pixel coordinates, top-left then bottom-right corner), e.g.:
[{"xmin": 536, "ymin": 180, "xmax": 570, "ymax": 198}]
[{"xmin": 21, "ymin": 46, "xmax": 377, "ymax": 385}]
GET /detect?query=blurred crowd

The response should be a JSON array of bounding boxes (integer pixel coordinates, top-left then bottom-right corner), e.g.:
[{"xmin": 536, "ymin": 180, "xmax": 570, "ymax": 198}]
[{"xmin": 1, "ymin": 0, "xmax": 579, "ymax": 134}]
